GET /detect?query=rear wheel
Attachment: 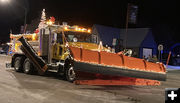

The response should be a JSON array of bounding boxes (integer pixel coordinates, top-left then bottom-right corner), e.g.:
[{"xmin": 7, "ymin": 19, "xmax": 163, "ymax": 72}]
[
  {"xmin": 23, "ymin": 58, "xmax": 34, "ymax": 74},
  {"xmin": 65, "ymin": 63, "xmax": 76, "ymax": 82},
  {"xmin": 14, "ymin": 57, "xmax": 24, "ymax": 72}
]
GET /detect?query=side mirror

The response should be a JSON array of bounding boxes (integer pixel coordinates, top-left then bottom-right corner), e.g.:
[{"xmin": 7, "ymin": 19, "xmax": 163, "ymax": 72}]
[{"xmin": 73, "ymin": 37, "xmax": 78, "ymax": 42}]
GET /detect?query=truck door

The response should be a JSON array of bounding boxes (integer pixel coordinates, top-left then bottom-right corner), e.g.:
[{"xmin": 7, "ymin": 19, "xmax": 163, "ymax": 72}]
[{"xmin": 52, "ymin": 32, "xmax": 64, "ymax": 60}]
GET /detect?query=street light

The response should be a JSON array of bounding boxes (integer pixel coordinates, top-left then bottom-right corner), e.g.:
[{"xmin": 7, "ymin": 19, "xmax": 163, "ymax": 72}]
[
  {"xmin": 0, "ymin": 0, "xmax": 9, "ymax": 3},
  {"xmin": 14, "ymin": 1, "xmax": 28, "ymax": 33},
  {"xmin": 0, "ymin": 0, "xmax": 11, "ymax": 4},
  {"xmin": 0, "ymin": 0, "xmax": 27, "ymax": 33}
]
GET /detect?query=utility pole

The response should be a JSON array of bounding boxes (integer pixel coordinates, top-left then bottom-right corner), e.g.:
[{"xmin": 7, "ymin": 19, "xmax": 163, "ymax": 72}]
[
  {"xmin": 24, "ymin": 8, "xmax": 27, "ymax": 29},
  {"xmin": 125, "ymin": 3, "xmax": 130, "ymax": 50}
]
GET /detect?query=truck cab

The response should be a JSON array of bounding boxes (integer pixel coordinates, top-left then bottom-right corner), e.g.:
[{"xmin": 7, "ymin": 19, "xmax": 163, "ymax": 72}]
[{"xmin": 9, "ymin": 23, "xmax": 106, "ymax": 82}]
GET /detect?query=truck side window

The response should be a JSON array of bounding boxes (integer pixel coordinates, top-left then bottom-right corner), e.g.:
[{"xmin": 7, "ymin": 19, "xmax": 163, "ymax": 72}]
[{"xmin": 57, "ymin": 33, "xmax": 63, "ymax": 44}]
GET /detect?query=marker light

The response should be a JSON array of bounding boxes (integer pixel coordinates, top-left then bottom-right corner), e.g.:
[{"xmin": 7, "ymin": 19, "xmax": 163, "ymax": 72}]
[
  {"xmin": 64, "ymin": 26, "xmax": 68, "ymax": 30},
  {"xmin": 32, "ymin": 33, "xmax": 37, "ymax": 40},
  {"xmin": 87, "ymin": 29, "xmax": 91, "ymax": 33},
  {"xmin": 47, "ymin": 20, "xmax": 53, "ymax": 25}
]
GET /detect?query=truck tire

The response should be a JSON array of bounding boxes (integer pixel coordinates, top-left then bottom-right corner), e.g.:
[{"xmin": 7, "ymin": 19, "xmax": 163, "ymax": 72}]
[
  {"xmin": 14, "ymin": 57, "xmax": 24, "ymax": 72},
  {"xmin": 23, "ymin": 58, "xmax": 34, "ymax": 74},
  {"xmin": 65, "ymin": 64, "xmax": 76, "ymax": 82}
]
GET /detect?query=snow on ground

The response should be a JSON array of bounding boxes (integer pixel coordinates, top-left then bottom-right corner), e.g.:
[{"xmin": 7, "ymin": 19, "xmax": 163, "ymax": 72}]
[{"xmin": 166, "ymin": 65, "xmax": 180, "ymax": 70}]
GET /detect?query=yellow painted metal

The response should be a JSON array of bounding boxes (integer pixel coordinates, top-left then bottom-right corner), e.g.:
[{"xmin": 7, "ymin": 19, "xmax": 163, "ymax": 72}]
[
  {"xmin": 10, "ymin": 25, "xmax": 107, "ymax": 62},
  {"xmin": 10, "ymin": 33, "xmax": 38, "ymax": 41},
  {"xmin": 52, "ymin": 43, "xmax": 65, "ymax": 60},
  {"xmin": 68, "ymin": 42, "xmax": 106, "ymax": 51}
]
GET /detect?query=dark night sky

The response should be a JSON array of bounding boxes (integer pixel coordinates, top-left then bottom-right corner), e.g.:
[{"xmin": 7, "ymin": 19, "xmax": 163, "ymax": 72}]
[{"xmin": 0, "ymin": 0, "xmax": 179, "ymax": 44}]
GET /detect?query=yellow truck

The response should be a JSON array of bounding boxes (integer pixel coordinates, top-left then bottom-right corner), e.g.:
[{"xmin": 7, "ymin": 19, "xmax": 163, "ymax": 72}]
[{"xmin": 8, "ymin": 22, "xmax": 166, "ymax": 85}]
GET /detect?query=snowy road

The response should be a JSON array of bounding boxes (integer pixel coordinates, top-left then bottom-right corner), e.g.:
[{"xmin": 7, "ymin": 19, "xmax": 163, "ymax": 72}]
[{"xmin": 0, "ymin": 54, "xmax": 180, "ymax": 103}]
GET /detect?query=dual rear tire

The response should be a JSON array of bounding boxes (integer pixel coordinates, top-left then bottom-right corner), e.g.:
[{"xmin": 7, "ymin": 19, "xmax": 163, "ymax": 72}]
[
  {"xmin": 14, "ymin": 57, "xmax": 34, "ymax": 74},
  {"xmin": 23, "ymin": 58, "xmax": 34, "ymax": 74},
  {"xmin": 14, "ymin": 57, "xmax": 24, "ymax": 72}
]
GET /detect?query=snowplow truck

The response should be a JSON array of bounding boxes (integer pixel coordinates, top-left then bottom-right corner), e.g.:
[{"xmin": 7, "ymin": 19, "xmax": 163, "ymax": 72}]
[{"xmin": 9, "ymin": 23, "xmax": 166, "ymax": 85}]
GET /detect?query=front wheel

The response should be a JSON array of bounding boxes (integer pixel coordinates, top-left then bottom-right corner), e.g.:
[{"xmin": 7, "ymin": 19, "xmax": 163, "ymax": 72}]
[{"xmin": 65, "ymin": 64, "xmax": 76, "ymax": 82}]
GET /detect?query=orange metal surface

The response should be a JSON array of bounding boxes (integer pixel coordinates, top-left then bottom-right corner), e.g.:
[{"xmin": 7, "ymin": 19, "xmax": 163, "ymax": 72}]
[
  {"xmin": 82, "ymin": 49, "xmax": 99, "ymax": 64},
  {"xmin": 70, "ymin": 46, "xmax": 166, "ymax": 74},
  {"xmin": 123, "ymin": 56, "xmax": 146, "ymax": 71},
  {"xmin": 70, "ymin": 47, "xmax": 81, "ymax": 61},
  {"xmin": 70, "ymin": 46, "xmax": 166, "ymax": 85},
  {"xmin": 74, "ymin": 71, "xmax": 160, "ymax": 86},
  {"xmin": 100, "ymin": 51, "xmax": 123, "ymax": 66},
  {"xmin": 75, "ymin": 79, "xmax": 160, "ymax": 86}
]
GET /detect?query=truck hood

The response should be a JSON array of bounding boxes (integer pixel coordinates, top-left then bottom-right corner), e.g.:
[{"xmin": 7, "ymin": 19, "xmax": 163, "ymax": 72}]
[{"xmin": 68, "ymin": 42, "xmax": 105, "ymax": 51}]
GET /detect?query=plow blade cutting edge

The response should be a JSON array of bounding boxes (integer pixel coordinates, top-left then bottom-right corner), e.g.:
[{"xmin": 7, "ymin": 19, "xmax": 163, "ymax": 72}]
[{"xmin": 70, "ymin": 46, "xmax": 166, "ymax": 85}]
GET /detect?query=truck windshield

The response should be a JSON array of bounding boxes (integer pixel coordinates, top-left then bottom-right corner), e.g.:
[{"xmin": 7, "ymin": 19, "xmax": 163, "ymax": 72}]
[{"xmin": 64, "ymin": 31, "xmax": 92, "ymax": 43}]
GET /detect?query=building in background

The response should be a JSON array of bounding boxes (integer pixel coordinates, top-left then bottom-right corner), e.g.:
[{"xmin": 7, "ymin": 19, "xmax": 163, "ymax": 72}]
[
  {"xmin": 92, "ymin": 24, "xmax": 157, "ymax": 58},
  {"xmin": 92, "ymin": 24, "xmax": 120, "ymax": 51}
]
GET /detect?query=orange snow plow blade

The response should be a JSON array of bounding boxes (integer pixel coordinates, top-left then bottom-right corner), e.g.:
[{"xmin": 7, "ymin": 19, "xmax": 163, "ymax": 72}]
[
  {"xmin": 69, "ymin": 46, "xmax": 166, "ymax": 85},
  {"xmin": 74, "ymin": 71, "xmax": 161, "ymax": 86}
]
